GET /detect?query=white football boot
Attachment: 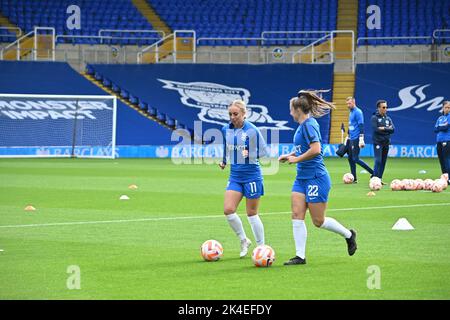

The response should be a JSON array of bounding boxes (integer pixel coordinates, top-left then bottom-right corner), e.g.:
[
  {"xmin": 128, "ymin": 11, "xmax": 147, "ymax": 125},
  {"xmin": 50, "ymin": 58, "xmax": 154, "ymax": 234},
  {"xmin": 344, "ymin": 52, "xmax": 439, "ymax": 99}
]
[{"xmin": 239, "ymin": 237, "xmax": 252, "ymax": 258}]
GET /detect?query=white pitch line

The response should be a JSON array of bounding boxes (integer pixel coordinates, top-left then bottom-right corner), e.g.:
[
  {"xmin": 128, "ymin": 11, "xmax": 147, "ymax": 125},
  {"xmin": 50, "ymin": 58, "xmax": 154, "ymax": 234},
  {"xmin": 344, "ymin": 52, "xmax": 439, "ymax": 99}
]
[{"xmin": 0, "ymin": 202, "xmax": 449, "ymax": 229}]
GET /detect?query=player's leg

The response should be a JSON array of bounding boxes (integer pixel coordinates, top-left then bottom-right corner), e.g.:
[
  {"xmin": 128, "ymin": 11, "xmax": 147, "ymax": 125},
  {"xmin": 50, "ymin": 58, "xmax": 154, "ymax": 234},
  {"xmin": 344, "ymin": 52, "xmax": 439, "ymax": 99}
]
[
  {"xmin": 379, "ymin": 145, "xmax": 389, "ymax": 181},
  {"xmin": 284, "ymin": 180, "xmax": 308, "ymax": 265},
  {"xmin": 354, "ymin": 141, "xmax": 374, "ymax": 175},
  {"xmin": 309, "ymin": 203, "xmax": 357, "ymax": 256},
  {"xmin": 307, "ymin": 174, "xmax": 357, "ymax": 256},
  {"xmin": 244, "ymin": 180, "xmax": 265, "ymax": 247},
  {"xmin": 224, "ymin": 184, "xmax": 249, "ymax": 257},
  {"xmin": 347, "ymin": 139, "xmax": 357, "ymax": 181},
  {"xmin": 437, "ymin": 142, "xmax": 446, "ymax": 174},
  {"xmin": 373, "ymin": 144, "xmax": 382, "ymax": 178},
  {"xmin": 442, "ymin": 141, "xmax": 450, "ymax": 178},
  {"xmin": 245, "ymin": 198, "xmax": 264, "ymax": 246}
]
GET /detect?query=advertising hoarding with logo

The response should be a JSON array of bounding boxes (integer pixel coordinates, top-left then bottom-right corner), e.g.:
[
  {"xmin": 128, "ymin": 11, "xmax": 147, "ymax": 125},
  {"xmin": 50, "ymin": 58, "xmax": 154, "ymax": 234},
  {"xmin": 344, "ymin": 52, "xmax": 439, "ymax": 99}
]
[{"xmin": 355, "ymin": 63, "xmax": 449, "ymax": 145}]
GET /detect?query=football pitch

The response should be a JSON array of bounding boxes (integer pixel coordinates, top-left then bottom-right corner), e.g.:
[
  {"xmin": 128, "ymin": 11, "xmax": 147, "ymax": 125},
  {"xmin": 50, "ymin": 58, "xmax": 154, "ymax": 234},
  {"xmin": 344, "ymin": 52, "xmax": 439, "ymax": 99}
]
[{"xmin": 0, "ymin": 157, "xmax": 449, "ymax": 300}]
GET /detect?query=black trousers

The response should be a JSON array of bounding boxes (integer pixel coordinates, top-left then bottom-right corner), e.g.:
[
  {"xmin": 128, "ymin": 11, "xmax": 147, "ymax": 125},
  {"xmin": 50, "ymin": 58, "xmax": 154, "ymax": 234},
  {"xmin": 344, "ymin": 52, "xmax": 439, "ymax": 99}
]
[
  {"xmin": 373, "ymin": 144, "xmax": 389, "ymax": 179},
  {"xmin": 346, "ymin": 139, "xmax": 374, "ymax": 180},
  {"xmin": 437, "ymin": 141, "xmax": 450, "ymax": 175}
]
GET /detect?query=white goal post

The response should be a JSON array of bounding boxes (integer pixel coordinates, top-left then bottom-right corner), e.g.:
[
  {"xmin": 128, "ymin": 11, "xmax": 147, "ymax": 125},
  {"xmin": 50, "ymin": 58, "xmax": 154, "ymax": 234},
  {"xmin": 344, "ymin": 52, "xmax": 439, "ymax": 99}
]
[{"xmin": 0, "ymin": 94, "xmax": 117, "ymax": 158}]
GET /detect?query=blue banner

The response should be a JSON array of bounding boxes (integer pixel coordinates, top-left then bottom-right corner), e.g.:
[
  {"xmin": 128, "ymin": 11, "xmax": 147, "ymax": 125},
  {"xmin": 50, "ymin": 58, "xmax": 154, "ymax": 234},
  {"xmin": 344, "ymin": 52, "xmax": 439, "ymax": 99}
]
[
  {"xmin": 90, "ymin": 64, "xmax": 335, "ymax": 144},
  {"xmin": 355, "ymin": 63, "xmax": 449, "ymax": 145}
]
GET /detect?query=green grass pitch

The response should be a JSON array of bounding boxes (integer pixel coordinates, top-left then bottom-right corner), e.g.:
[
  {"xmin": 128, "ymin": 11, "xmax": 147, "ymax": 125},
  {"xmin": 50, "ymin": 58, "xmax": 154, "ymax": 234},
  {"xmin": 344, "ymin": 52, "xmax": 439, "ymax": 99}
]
[{"xmin": 0, "ymin": 157, "xmax": 449, "ymax": 300}]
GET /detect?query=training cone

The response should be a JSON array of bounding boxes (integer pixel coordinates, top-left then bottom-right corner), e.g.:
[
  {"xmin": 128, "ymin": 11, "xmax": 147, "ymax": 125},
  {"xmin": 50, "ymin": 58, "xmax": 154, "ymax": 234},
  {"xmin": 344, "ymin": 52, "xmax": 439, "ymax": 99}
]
[
  {"xmin": 367, "ymin": 191, "xmax": 376, "ymax": 196},
  {"xmin": 128, "ymin": 184, "xmax": 138, "ymax": 190},
  {"xmin": 392, "ymin": 218, "xmax": 414, "ymax": 230},
  {"xmin": 24, "ymin": 205, "xmax": 36, "ymax": 211},
  {"xmin": 119, "ymin": 195, "xmax": 130, "ymax": 200}
]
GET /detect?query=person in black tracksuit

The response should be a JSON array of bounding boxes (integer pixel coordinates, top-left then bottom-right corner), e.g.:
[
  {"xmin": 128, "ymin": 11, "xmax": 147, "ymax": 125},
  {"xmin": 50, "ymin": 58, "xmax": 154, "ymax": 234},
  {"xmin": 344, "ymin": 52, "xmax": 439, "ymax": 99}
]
[
  {"xmin": 434, "ymin": 101, "xmax": 450, "ymax": 181},
  {"xmin": 371, "ymin": 100, "xmax": 395, "ymax": 182}
]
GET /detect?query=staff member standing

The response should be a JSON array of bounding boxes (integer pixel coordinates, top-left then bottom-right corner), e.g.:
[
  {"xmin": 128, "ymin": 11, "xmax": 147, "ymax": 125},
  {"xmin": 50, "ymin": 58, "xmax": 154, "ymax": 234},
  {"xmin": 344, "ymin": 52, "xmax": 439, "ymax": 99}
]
[
  {"xmin": 346, "ymin": 97, "xmax": 374, "ymax": 183},
  {"xmin": 371, "ymin": 100, "xmax": 395, "ymax": 183},
  {"xmin": 435, "ymin": 101, "xmax": 450, "ymax": 182}
]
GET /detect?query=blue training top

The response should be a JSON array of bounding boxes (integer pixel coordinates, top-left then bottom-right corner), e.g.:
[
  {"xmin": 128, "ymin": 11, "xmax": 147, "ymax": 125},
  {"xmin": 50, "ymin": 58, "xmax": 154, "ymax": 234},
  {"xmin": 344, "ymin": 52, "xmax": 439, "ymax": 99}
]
[
  {"xmin": 222, "ymin": 120, "xmax": 268, "ymax": 183},
  {"xmin": 293, "ymin": 117, "xmax": 328, "ymax": 180},
  {"xmin": 435, "ymin": 113, "xmax": 450, "ymax": 143},
  {"xmin": 348, "ymin": 106, "xmax": 365, "ymax": 140}
]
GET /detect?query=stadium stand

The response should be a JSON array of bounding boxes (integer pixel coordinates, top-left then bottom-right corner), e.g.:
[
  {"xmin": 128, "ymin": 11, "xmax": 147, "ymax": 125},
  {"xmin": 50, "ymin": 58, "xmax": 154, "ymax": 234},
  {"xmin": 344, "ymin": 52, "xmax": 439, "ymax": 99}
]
[
  {"xmin": 1, "ymin": 0, "xmax": 448, "ymax": 148},
  {"xmin": 0, "ymin": 0, "xmax": 157, "ymax": 45},
  {"xmin": 0, "ymin": 61, "xmax": 175, "ymax": 145},
  {"xmin": 149, "ymin": 0, "xmax": 338, "ymax": 46},
  {"xmin": 357, "ymin": 0, "xmax": 450, "ymax": 45}
]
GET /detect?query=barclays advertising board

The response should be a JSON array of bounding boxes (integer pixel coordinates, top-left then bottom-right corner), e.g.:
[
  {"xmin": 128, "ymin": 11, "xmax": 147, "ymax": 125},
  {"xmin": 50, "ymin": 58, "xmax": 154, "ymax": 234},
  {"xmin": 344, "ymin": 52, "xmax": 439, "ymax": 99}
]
[{"xmin": 0, "ymin": 144, "xmax": 438, "ymax": 158}]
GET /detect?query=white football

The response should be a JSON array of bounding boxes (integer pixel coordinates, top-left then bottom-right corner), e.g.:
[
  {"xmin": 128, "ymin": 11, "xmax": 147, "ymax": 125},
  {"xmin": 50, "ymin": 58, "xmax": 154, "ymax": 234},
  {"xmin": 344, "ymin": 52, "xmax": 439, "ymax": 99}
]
[
  {"xmin": 431, "ymin": 180, "xmax": 445, "ymax": 193},
  {"xmin": 423, "ymin": 179, "xmax": 435, "ymax": 190},
  {"xmin": 403, "ymin": 179, "xmax": 416, "ymax": 191},
  {"xmin": 201, "ymin": 239, "xmax": 223, "ymax": 261},
  {"xmin": 251, "ymin": 245, "xmax": 275, "ymax": 267},
  {"xmin": 369, "ymin": 177, "xmax": 382, "ymax": 191},
  {"xmin": 390, "ymin": 179, "xmax": 403, "ymax": 191},
  {"xmin": 343, "ymin": 173, "xmax": 354, "ymax": 184},
  {"xmin": 414, "ymin": 179, "xmax": 424, "ymax": 190}
]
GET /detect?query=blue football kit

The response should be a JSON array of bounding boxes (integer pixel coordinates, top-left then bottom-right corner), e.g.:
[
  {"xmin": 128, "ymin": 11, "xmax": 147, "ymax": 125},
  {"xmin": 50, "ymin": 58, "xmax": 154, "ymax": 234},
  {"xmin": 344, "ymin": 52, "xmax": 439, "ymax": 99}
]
[
  {"xmin": 291, "ymin": 117, "xmax": 331, "ymax": 203},
  {"xmin": 222, "ymin": 120, "xmax": 268, "ymax": 198},
  {"xmin": 348, "ymin": 106, "xmax": 364, "ymax": 140},
  {"xmin": 435, "ymin": 114, "xmax": 450, "ymax": 143}
]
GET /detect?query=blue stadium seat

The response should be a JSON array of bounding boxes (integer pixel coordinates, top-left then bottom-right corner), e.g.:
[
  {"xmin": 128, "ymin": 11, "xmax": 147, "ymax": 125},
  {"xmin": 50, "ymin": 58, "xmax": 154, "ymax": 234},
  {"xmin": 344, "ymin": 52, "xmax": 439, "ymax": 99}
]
[
  {"xmin": 112, "ymin": 83, "xmax": 120, "ymax": 93},
  {"xmin": 166, "ymin": 117, "xmax": 176, "ymax": 127},
  {"xmin": 156, "ymin": 112, "xmax": 166, "ymax": 122},
  {"xmin": 138, "ymin": 100, "xmax": 148, "ymax": 112},
  {"xmin": 120, "ymin": 89, "xmax": 129, "ymax": 99},
  {"xmin": 357, "ymin": 0, "xmax": 448, "ymax": 46},
  {"xmin": 94, "ymin": 72, "xmax": 103, "ymax": 81},
  {"xmin": 2, "ymin": 0, "xmax": 154, "ymax": 45},
  {"xmin": 102, "ymin": 78, "xmax": 112, "ymax": 87},
  {"xmin": 148, "ymin": 107, "xmax": 157, "ymax": 116},
  {"xmin": 129, "ymin": 95, "xmax": 138, "ymax": 104},
  {"xmin": 149, "ymin": 0, "xmax": 338, "ymax": 46}
]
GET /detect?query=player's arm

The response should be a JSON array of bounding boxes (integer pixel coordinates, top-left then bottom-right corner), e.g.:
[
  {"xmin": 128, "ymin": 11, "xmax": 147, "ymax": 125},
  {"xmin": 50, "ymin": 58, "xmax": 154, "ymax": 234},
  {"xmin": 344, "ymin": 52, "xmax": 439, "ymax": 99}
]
[
  {"xmin": 384, "ymin": 117, "xmax": 395, "ymax": 134},
  {"xmin": 371, "ymin": 115, "xmax": 384, "ymax": 132},
  {"xmin": 219, "ymin": 127, "xmax": 227, "ymax": 169},
  {"xmin": 357, "ymin": 111, "xmax": 366, "ymax": 147},
  {"xmin": 435, "ymin": 117, "xmax": 449, "ymax": 132},
  {"xmin": 278, "ymin": 151, "xmax": 296, "ymax": 162},
  {"xmin": 287, "ymin": 124, "xmax": 320, "ymax": 163},
  {"xmin": 287, "ymin": 142, "xmax": 320, "ymax": 163},
  {"xmin": 256, "ymin": 128, "xmax": 269, "ymax": 159}
]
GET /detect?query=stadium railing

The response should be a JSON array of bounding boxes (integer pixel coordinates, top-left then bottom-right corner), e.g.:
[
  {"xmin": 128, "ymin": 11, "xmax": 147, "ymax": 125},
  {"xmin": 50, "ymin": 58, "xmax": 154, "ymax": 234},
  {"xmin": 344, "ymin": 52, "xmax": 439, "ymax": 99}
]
[
  {"xmin": 356, "ymin": 36, "xmax": 433, "ymax": 46},
  {"xmin": 98, "ymin": 29, "xmax": 165, "ymax": 44},
  {"xmin": 0, "ymin": 26, "xmax": 22, "ymax": 43},
  {"xmin": 137, "ymin": 30, "xmax": 196, "ymax": 64},
  {"xmin": 355, "ymin": 49, "xmax": 450, "ymax": 64},
  {"xmin": 0, "ymin": 26, "xmax": 54, "ymax": 61},
  {"xmin": 1, "ymin": 28, "xmax": 449, "ymax": 67},
  {"xmin": 432, "ymin": 29, "xmax": 450, "ymax": 44}
]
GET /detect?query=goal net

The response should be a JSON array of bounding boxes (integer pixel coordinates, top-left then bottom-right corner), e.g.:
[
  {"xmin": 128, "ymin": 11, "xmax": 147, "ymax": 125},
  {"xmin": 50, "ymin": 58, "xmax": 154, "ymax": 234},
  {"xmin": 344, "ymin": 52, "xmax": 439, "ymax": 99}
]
[{"xmin": 0, "ymin": 94, "xmax": 117, "ymax": 158}]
